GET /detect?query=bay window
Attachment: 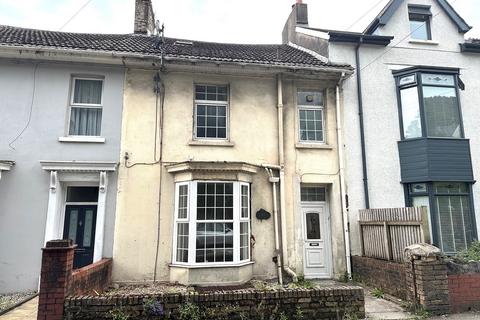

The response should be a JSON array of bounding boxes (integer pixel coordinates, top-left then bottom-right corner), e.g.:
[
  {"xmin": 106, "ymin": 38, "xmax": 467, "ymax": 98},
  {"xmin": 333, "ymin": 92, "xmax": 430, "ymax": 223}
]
[
  {"xmin": 396, "ymin": 69, "xmax": 463, "ymax": 140},
  {"xmin": 408, "ymin": 182, "xmax": 477, "ymax": 254},
  {"xmin": 173, "ymin": 181, "xmax": 250, "ymax": 265}
]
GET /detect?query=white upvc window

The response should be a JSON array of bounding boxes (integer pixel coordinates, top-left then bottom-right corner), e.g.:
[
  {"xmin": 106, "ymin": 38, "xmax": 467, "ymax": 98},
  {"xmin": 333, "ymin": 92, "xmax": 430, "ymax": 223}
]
[
  {"xmin": 68, "ymin": 77, "xmax": 104, "ymax": 137},
  {"xmin": 194, "ymin": 84, "xmax": 229, "ymax": 140},
  {"xmin": 172, "ymin": 181, "xmax": 251, "ymax": 266},
  {"xmin": 297, "ymin": 91, "xmax": 325, "ymax": 143}
]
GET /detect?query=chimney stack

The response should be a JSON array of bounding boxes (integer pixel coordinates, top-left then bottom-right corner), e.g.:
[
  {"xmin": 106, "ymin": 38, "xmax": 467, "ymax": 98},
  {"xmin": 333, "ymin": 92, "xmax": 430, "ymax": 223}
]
[
  {"xmin": 292, "ymin": 1, "xmax": 308, "ymax": 25},
  {"xmin": 134, "ymin": 0, "xmax": 156, "ymax": 35}
]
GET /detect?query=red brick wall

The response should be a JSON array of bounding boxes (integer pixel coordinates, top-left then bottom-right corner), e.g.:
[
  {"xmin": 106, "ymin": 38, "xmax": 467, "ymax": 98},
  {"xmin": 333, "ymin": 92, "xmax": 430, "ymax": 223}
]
[
  {"xmin": 448, "ymin": 273, "xmax": 480, "ymax": 313},
  {"xmin": 37, "ymin": 240, "xmax": 112, "ymax": 320},
  {"xmin": 352, "ymin": 256, "xmax": 407, "ymax": 300},
  {"xmin": 69, "ymin": 259, "xmax": 112, "ymax": 296}
]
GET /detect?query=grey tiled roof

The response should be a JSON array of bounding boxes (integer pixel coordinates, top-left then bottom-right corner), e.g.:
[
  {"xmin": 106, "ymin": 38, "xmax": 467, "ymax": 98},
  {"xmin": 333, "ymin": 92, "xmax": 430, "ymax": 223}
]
[{"xmin": 0, "ymin": 25, "xmax": 351, "ymax": 69}]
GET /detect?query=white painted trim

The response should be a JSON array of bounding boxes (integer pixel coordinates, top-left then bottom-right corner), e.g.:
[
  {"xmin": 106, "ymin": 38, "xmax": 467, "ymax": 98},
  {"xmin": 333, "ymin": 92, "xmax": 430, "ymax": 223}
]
[
  {"xmin": 0, "ymin": 161, "xmax": 14, "ymax": 180},
  {"xmin": 295, "ymin": 27, "xmax": 330, "ymax": 40},
  {"xmin": 40, "ymin": 160, "xmax": 117, "ymax": 172},
  {"xmin": 287, "ymin": 42, "xmax": 329, "ymax": 64},
  {"xmin": 93, "ymin": 171, "xmax": 107, "ymax": 262},
  {"xmin": 58, "ymin": 136, "xmax": 106, "ymax": 143},
  {"xmin": 408, "ymin": 39, "xmax": 439, "ymax": 45},
  {"xmin": 42, "ymin": 161, "xmax": 116, "ymax": 265}
]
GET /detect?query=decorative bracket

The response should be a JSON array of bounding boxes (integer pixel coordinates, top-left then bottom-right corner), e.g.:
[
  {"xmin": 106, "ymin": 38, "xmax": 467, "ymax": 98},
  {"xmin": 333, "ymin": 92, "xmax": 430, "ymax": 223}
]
[{"xmin": 49, "ymin": 171, "xmax": 58, "ymax": 193}]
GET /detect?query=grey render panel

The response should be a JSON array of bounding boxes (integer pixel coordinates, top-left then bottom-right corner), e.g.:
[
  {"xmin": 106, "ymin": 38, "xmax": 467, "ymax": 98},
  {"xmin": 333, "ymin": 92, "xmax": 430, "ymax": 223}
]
[
  {"xmin": 0, "ymin": 60, "xmax": 124, "ymax": 293},
  {"xmin": 398, "ymin": 138, "xmax": 474, "ymax": 183}
]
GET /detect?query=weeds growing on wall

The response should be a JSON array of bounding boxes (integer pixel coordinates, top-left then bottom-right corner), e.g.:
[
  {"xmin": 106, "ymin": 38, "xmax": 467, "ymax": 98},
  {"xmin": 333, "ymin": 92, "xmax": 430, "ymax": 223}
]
[
  {"xmin": 109, "ymin": 306, "xmax": 130, "ymax": 320},
  {"xmin": 455, "ymin": 241, "xmax": 480, "ymax": 263},
  {"xmin": 371, "ymin": 288, "xmax": 384, "ymax": 299}
]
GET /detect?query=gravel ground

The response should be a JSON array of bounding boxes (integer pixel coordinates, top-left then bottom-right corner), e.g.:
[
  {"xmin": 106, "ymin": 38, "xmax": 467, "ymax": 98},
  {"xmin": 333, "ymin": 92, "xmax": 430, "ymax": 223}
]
[
  {"xmin": 104, "ymin": 282, "xmax": 193, "ymax": 296},
  {"xmin": 0, "ymin": 292, "xmax": 36, "ymax": 314}
]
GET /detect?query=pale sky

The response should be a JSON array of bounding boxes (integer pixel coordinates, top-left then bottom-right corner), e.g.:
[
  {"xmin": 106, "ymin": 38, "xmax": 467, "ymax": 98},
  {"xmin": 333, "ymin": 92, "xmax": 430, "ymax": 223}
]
[{"xmin": 0, "ymin": 0, "xmax": 478, "ymax": 43}]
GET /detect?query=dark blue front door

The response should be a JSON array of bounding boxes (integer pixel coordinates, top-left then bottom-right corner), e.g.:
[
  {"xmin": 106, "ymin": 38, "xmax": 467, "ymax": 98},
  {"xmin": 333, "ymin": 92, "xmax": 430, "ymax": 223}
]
[{"xmin": 63, "ymin": 205, "xmax": 97, "ymax": 269}]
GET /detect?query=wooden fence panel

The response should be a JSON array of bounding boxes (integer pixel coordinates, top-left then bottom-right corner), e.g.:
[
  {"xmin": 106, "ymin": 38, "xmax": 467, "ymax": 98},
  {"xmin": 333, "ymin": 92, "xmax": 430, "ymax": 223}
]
[{"xmin": 359, "ymin": 207, "xmax": 428, "ymax": 262}]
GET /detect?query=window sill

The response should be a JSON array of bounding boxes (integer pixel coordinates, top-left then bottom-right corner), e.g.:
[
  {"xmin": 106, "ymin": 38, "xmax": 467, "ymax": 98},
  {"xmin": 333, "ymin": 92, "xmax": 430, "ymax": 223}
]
[
  {"xmin": 409, "ymin": 39, "xmax": 439, "ymax": 45},
  {"xmin": 295, "ymin": 143, "xmax": 333, "ymax": 150},
  {"xmin": 169, "ymin": 261, "xmax": 254, "ymax": 269},
  {"xmin": 189, "ymin": 140, "xmax": 235, "ymax": 147},
  {"xmin": 58, "ymin": 136, "xmax": 106, "ymax": 143}
]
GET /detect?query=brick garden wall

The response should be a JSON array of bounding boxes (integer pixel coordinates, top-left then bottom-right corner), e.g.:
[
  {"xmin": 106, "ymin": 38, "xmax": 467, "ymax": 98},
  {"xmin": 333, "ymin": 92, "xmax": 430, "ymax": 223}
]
[
  {"xmin": 352, "ymin": 256, "xmax": 407, "ymax": 300},
  {"xmin": 64, "ymin": 286, "xmax": 365, "ymax": 320},
  {"xmin": 448, "ymin": 262, "xmax": 480, "ymax": 313},
  {"xmin": 70, "ymin": 259, "xmax": 112, "ymax": 296}
]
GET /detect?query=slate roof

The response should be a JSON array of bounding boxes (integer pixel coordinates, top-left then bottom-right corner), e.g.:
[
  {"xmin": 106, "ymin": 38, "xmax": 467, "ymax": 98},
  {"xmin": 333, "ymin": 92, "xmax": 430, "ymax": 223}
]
[{"xmin": 0, "ymin": 25, "xmax": 351, "ymax": 70}]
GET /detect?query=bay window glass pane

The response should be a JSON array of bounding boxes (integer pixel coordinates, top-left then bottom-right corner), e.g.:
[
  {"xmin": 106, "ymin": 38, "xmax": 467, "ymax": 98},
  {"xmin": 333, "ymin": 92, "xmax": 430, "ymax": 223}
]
[
  {"xmin": 73, "ymin": 79, "xmax": 102, "ymax": 105},
  {"xmin": 400, "ymin": 87, "xmax": 422, "ymax": 139},
  {"xmin": 176, "ymin": 223, "xmax": 189, "ymax": 263},
  {"xmin": 69, "ymin": 107, "xmax": 102, "ymax": 136},
  {"xmin": 178, "ymin": 185, "xmax": 188, "ymax": 219},
  {"xmin": 241, "ymin": 185, "xmax": 249, "ymax": 218},
  {"xmin": 423, "ymin": 86, "xmax": 461, "ymax": 138},
  {"xmin": 435, "ymin": 195, "xmax": 472, "ymax": 254},
  {"xmin": 240, "ymin": 222, "xmax": 249, "ymax": 261},
  {"xmin": 434, "ymin": 182, "xmax": 468, "ymax": 194},
  {"xmin": 421, "ymin": 74, "xmax": 455, "ymax": 86},
  {"xmin": 410, "ymin": 19, "xmax": 429, "ymax": 40},
  {"xmin": 196, "ymin": 222, "xmax": 233, "ymax": 263}
]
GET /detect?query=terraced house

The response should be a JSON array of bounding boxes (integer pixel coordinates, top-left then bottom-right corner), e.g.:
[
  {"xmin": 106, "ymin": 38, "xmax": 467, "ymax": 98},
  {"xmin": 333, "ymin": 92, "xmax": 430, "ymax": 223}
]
[
  {"xmin": 283, "ymin": 0, "xmax": 480, "ymax": 256},
  {"xmin": 113, "ymin": 0, "xmax": 354, "ymax": 285}
]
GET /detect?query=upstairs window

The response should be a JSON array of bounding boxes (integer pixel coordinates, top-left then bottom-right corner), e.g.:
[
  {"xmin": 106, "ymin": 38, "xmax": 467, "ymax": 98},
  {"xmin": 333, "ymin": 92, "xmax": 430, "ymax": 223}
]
[
  {"xmin": 69, "ymin": 78, "xmax": 103, "ymax": 136},
  {"xmin": 408, "ymin": 5, "xmax": 432, "ymax": 40},
  {"xmin": 395, "ymin": 69, "xmax": 463, "ymax": 140},
  {"xmin": 297, "ymin": 91, "xmax": 325, "ymax": 143},
  {"xmin": 194, "ymin": 85, "xmax": 228, "ymax": 140}
]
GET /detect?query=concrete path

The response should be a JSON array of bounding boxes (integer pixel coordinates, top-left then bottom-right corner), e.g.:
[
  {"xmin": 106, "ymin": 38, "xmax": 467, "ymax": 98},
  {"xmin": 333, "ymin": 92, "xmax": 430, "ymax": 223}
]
[
  {"xmin": 430, "ymin": 313, "xmax": 480, "ymax": 319},
  {"xmin": 0, "ymin": 297, "xmax": 37, "ymax": 320},
  {"xmin": 365, "ymin": 293, "xmax": 414, "ymax": 320}
]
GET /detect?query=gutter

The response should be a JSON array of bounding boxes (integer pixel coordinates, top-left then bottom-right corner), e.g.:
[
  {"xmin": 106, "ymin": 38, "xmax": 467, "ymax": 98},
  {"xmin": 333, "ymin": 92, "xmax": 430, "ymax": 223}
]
[
  {"xmin": 335, "ymin": 73, "xmax": 352, "ymax": 278},
  {"xmin": 355, "ymin": 41, "xmax": 370, "ymax": 209}
]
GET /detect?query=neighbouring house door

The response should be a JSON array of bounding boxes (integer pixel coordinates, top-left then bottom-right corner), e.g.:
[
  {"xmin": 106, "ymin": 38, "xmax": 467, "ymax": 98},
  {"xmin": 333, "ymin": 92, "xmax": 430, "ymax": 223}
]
[
  {"xmin": 302, "ymin": 205, "xmax": 332, "ymax": 278},
  {"xmin": 63, "ymin": 205, "xmax": 97, "ymax": 269}
]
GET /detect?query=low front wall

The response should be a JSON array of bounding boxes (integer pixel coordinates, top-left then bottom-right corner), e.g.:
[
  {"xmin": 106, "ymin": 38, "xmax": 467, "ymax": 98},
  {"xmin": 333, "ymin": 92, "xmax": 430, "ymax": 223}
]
[
  {"xmin": 64, "ymin": 286, "xmax": 365, "ymax": 320},
  {"xmin": 448, "ymin": 262, "xmax": 480, "ymax": 313},
  {"xmin": 352, "ymin": 256, "xmax": 407, "ymax": 300},
  {"xmin": 70, "ymin": 259, "xmax": 113, "ymax": 296}
]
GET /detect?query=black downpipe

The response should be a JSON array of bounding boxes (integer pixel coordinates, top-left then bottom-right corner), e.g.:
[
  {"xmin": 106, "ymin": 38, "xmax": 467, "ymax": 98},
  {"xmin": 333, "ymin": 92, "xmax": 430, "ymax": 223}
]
[{"xmin": 355, "ymin": 41, "xmax": 370, "ymax": 209}]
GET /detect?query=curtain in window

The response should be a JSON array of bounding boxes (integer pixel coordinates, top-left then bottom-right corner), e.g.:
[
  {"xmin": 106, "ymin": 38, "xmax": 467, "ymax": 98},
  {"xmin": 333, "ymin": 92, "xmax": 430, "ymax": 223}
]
[
  {"xmin": 69, "ymin": 107, "xmax": 102, "ymax": 136},
  {"xmin": 73, "ymin": 79, "xmax": 102, "ymax": 104}
]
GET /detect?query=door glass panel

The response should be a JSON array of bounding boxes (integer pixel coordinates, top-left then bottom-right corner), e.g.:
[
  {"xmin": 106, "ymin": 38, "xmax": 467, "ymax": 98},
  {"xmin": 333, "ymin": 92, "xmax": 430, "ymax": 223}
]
[
  {"xmin": 83, "ymin": 210, "xmax": 94, "ymax": 247},
  {"xmin": 68, "ymin": 210, "xmax": 78, "ymax": 243},
  {"xmin": 306, "ymin": 212, "xmax": 321, "ymax": 240},
  {"xmin": 66, "ymin": 187, "xmax": 99, "ymax": 202}
]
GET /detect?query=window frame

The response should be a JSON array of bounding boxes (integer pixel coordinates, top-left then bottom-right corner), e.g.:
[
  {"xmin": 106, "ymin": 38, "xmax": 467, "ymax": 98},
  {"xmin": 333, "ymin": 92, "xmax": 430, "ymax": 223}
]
[
  {"xmin": 172, "ymin": 180, "xmax": 251, "ymax": 267},
  {"xmin": 405, "ymin": 182, "xmax": 477, "ymax": 254},
  {"xmin": 297, "ymin": 90, "xmax": 326, "ymax": 144},
  {"xmin": 300, "ymin": 184, "xmax": 327, "ymax": 204},
  {"xmin": 394, "ymin": 68, "xmax": 465, "ymax": 140},
  {"xmin": 193, "ymin": 84, "xmax": 230, "ymax": 141},
  {"xmin": 68, "ymin": 77, "xmax": 105, "ymax": 137}
]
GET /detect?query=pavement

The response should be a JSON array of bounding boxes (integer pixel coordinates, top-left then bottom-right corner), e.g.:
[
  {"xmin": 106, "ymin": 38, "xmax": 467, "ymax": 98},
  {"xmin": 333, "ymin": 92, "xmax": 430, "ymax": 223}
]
[
  {"xmin": 0, "ymin": 297, "xmax": 37, "ymax": 320},
  {"xmin": 365, "ymin": 293, "xmax": 414, "ymax": 319}
]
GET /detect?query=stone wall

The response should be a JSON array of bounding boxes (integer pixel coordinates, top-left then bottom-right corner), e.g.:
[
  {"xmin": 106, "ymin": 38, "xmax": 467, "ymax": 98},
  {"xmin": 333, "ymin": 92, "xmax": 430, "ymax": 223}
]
[
  {"xmin": 352, "ymin": 256, "xmax": 407, "ymax": 300},
  {"xmin": 64, "ymin": 286, "xmax": 365, "ymax": 320}
]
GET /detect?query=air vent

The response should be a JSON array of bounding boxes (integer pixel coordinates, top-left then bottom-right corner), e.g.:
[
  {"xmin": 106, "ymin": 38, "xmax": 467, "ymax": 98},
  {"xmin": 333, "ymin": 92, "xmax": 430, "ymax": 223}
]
[{"xmin": 174, "ymin": 40, "xmax": 193, "ymax": 46}]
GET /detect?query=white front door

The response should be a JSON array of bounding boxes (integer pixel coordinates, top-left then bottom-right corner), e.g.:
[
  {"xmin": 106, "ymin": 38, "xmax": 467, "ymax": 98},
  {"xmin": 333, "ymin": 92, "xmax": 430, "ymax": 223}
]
[{"xmin": 302, "ymin": 205, "xmax": 332, "ymax": 278}]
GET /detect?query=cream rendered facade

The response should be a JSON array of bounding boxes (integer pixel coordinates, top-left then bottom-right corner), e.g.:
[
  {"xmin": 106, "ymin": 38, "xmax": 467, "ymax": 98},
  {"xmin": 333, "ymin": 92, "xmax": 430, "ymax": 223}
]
[{"xmin": 113, "ymin": 63, "xmax": 350, "ymax": 284}]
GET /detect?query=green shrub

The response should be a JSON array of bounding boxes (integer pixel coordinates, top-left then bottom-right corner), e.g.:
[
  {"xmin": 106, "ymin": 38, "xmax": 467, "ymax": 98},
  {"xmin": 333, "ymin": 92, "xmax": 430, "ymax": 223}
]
[
  {"xmin": 109, "ymin": 307, "xmax": 130, "ymax": 320},
  {"xmin": 455, "ymin": 241, "xmax": 480, "ymax": 262},
  {"xmin": 179, "ymin": 302, "xmax": 201, "ymax": 320}
]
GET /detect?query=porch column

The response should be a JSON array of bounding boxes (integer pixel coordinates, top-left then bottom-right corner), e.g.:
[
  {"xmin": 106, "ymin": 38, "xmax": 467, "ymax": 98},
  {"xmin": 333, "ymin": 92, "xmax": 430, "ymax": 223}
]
[
  {"xmin": 43, "ymin": 171, "xmax": 60, "ymax": 243},
  {"xmin": 93, "ymin": 171, "xmax": 108, "ymax": 262}
]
